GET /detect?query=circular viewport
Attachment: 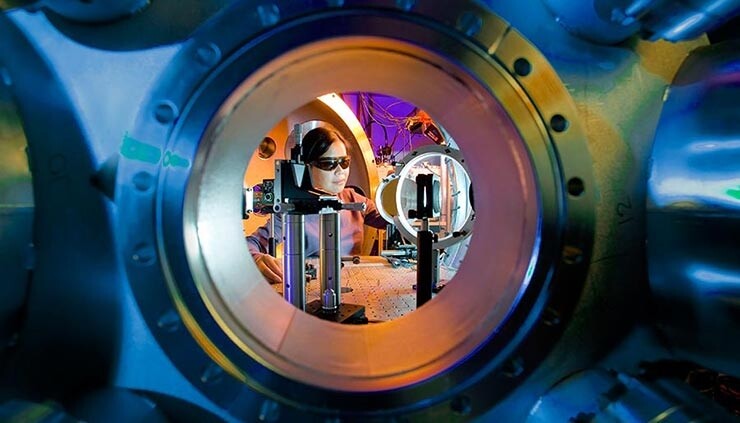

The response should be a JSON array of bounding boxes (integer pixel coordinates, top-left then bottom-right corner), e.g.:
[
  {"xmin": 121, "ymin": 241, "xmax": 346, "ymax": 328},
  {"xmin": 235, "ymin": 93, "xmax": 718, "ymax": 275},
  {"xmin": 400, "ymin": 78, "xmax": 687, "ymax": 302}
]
[
  {"xmin": 242, "ymin": 92, "xmax": 475, "ymax": 323},
  {"xmin": 186, "ymin": 37, "xmax": 543, "ymax": 392}
]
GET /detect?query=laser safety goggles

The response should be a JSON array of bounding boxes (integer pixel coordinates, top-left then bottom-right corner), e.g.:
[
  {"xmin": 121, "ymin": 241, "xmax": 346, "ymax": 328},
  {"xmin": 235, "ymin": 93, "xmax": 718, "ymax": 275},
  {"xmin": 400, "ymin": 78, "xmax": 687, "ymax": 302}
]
[{"xmin": 310, "ymin": 156, "xmax": 351, "ymax": 171}]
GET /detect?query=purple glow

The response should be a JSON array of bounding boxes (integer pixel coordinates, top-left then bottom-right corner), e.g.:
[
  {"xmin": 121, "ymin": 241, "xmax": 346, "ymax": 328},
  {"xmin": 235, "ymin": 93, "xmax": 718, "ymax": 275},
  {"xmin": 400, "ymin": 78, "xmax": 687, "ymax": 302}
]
[{"xmin": 341, "ymin": 92, "xmax": 442, "ymax": 164}]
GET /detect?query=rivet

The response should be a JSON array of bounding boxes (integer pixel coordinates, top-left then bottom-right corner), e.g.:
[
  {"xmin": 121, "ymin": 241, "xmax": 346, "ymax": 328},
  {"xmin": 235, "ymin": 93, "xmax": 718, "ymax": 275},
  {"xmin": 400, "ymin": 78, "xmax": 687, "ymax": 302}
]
[
  {"xmin": 395, "ymin": 0, "xmax": 415, "ymax": 11},
  {"xmin": 154, "ymin": 101, "xmax": 178, "ymax": 124},
  {"xmin": 132, "ymin": 171, "xmax": 154, "ymax": 192},
  {"xmin": 195, "ymin": 42, "xmax": 221, "ymax": 67},
  {"xmin": 256, "ymin": 3, "xmax": 280, "ymax": 27},
  {"xmin": 200, "ymin": 362, "xmax": 224, "ymax": 385},
  {"xmin": 502, "ymin": 357, "xmax": 524, "ymax": 378},
  {"xmin": 562, "ymin": 245, "xmax": 584, "ymax": 265},
  {"xmin": 131, "ymin": 243, "xmax": 156, "ymax": 265},
  {"xmin": 450, "ymin": 395, "xmax": 472, "ymax": 416},
  {"xmin": 258, "ymin": 399, "xmax": 280, "ymax": 422},
  {"xmin": 456, "ymin": 11, "xmax": 483, "ymax": 37},
  {"xmin": 157, "ymin": 309, "xmax": 181, "ymax": 332}
]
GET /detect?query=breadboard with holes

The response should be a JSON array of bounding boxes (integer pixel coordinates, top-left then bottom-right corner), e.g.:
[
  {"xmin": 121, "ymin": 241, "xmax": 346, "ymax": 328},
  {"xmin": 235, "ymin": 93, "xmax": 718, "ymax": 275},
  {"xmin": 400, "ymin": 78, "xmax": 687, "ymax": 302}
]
[{"xmin": 272, "ymin": 256, "xmax": 456, "ymax": 321}]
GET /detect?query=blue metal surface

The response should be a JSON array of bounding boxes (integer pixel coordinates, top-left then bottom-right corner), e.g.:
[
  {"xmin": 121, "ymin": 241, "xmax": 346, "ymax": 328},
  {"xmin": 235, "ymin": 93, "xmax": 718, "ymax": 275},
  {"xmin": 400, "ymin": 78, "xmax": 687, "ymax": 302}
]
[
  {"xmin": 0, "ymin": 0, "xmax": 737, "ymax": 421},
  {"xmin": 528, "ymin": 368, "xmax": 736, "ymax": 422},
  {"xmin": 647, "ymin": 40, "xmax": 740, "ymax": 377},
  {"xmin": 535, "ymin": 0, "xmax": 740, "ymax": 44}
]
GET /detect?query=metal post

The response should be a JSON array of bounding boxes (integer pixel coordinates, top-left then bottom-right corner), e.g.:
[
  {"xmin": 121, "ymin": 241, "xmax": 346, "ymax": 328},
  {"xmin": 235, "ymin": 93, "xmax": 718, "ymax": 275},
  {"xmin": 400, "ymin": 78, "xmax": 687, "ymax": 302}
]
[
  {"xmin": 415, "ymin": 173, "xmax": 435, "ymax": 308},
  {"xmin": 319, "ymin": 208, "xmax": 341, "ymax": 311},
  {"xmin": 431, "ymin": 247, "xmax": 440, "ymax": 290},
  {"xmin": 283, "ymin": 213, "xmax": 305, "ymax": 310},
  {"xmin": 441, "ymin": 156, "xmax": 450, "ymax": 234},
  {"xmin": 268, "ymin": 217, "xmax": 277, "ymax": 257},
  {"xmin": 416, "ymin": 223, "xmax": 433, "ymax": 307}
]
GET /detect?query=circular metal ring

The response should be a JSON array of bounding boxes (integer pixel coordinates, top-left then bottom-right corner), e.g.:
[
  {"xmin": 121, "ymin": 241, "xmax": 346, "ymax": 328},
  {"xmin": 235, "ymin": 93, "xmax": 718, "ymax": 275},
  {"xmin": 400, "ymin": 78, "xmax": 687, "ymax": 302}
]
[{"xmin": 118, "ymin": 1, "xmax": 595, "ymax": 419}]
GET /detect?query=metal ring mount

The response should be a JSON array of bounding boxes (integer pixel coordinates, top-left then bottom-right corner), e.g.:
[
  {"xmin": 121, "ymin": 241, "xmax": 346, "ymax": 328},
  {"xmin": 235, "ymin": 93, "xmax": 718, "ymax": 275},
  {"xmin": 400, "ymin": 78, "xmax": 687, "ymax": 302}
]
[{"xmin": 390, "ymin": 144, "xmax": 475, "ymax": 249}]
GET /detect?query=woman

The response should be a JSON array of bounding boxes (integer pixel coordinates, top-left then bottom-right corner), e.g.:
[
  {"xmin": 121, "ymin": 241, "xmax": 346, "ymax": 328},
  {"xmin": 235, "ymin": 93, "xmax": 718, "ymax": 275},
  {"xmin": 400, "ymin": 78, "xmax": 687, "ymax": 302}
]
[{"xmin": 247, "ymin": 126, "xmax": 388, "ymax": 284}]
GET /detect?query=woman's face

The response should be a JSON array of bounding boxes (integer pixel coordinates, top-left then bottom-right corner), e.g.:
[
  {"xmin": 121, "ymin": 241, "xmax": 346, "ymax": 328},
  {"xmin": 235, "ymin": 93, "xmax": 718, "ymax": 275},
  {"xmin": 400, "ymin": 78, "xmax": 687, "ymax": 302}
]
[{"xmin": 309, "ymin": 140, "xmax": 350, "ymax": 195}]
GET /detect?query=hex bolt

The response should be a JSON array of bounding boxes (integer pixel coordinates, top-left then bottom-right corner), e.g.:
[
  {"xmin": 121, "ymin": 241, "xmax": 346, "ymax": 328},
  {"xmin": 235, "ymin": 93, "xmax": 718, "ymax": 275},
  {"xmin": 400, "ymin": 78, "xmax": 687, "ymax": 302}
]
[
  {"xmin": 258, "ymin": 399, "xmax": 280, "ymax": 422},
  {"xmin": 451, "ymin": 395, "xmax": 472, "ymax": 416},
  {"xmin": 156, "ymin": 309, "xmax": 181, "ymax": 333},
  {"xmin": 396, "ymin": 0, "xmax": 415, "ymax": 11},
  {"xmin": 195, "ymin": 43, "xmax": 221, "ymax": 67},
  {"xmin": 200, "ymin": 362, "xmax": 224, "ymax": 385},
  {"xmin": 457, "ymin": 11, "xmax": 483, "ymax": 37},
  {"xmin": 131, "ymin": 243, "xmax": 156, "ymax": 265},
  {"xmin": 256, "ymin": 3, "xmax": 280, "ymax": 27}
]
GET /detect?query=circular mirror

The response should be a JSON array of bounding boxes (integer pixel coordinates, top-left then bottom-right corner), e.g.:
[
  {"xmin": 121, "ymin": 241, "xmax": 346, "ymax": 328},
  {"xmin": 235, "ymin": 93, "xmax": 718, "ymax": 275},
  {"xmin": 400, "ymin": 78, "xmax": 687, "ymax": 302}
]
[{"xmin": 390, "ymin": 145, "xmax": 474, "ymax": 249}]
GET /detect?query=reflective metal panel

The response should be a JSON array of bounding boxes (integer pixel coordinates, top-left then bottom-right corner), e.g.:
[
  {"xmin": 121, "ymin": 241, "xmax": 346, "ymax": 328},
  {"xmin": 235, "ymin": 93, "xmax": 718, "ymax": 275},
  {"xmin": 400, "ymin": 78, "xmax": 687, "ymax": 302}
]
[
  {"xmin": 541, "ymin": 0, "xmax": 740, "ymax": 44},
  {"xmin": 528, "ymin": 368, "xmax": 736, "ymax": 422},
  {"xmin": 648, "ymin": 41, "xmax": 740, "ymax": 376}
]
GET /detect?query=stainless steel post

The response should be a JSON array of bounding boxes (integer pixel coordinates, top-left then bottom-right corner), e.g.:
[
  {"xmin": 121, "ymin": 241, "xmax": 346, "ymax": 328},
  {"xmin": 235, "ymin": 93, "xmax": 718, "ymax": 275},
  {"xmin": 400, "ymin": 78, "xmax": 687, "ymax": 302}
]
[
  {"xmin": 268, "ymin": 216, "xmax": 276, "ymax": 257},
  {"xmin": 283, "ymin": 213, "xmax": 305, "ymax": 310},
  {"xmin": 319, "ymin": 208, "xmax": 341, "ymax": 311},
  {"xmin": 432, "ymin": 248, "xmax": 440, "ymax": 289}
]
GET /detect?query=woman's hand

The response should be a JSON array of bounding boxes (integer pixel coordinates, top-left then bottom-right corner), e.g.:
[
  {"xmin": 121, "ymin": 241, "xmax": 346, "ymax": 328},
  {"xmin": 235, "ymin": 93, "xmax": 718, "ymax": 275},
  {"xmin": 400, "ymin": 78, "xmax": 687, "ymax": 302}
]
[{"xmin": 253, "ymin": 253, "xmax": 283, "ymax": 284}]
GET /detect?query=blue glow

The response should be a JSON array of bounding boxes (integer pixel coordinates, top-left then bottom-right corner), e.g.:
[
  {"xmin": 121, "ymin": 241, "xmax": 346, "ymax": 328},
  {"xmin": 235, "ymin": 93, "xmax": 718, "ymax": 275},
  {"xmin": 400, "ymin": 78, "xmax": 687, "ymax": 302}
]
[
  {"xmin": 687, "ymin": 264, "xmax": 740, "ymax": 295},
  {"xmin": 689, "ymin": 140, "xmax": 740, "ymax": 152},
  {"xmin": 653, "ymin": 177, "xmax": 740, "ymax": 206},
  {"xmin": 662, "ymin": 13, "xmax": 703, "ymax": 40}
]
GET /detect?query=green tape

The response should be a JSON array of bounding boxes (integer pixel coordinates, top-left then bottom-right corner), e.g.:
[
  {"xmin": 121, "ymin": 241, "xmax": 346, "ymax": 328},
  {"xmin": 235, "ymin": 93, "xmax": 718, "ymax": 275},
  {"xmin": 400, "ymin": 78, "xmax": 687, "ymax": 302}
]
[
  {"xmin": 727, "ymin": 187, "xmax": 740, "ymax": 200},
  {"xmin": 120, "ymin": 133, "xmax": 162, "ymax": 164},
  {"xmin": 163, "ymin": 151, "xmax": 190, "ymax": 168}
]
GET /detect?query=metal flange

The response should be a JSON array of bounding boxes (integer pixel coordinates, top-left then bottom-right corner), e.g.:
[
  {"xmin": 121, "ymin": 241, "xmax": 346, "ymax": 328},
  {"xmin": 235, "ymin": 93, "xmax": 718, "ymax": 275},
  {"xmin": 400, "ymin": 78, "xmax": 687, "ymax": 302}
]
[{"xmin": 117, "ymin": 1, "xmax": 595, "ymax": 420}]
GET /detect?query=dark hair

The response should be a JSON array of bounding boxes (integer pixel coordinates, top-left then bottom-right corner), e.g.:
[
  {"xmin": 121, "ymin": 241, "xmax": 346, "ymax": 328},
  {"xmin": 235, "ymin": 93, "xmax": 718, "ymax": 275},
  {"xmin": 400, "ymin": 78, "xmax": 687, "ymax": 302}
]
[{"xmin": 301, "ymin": 126, "xmax": 348, "ymax": 163}]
